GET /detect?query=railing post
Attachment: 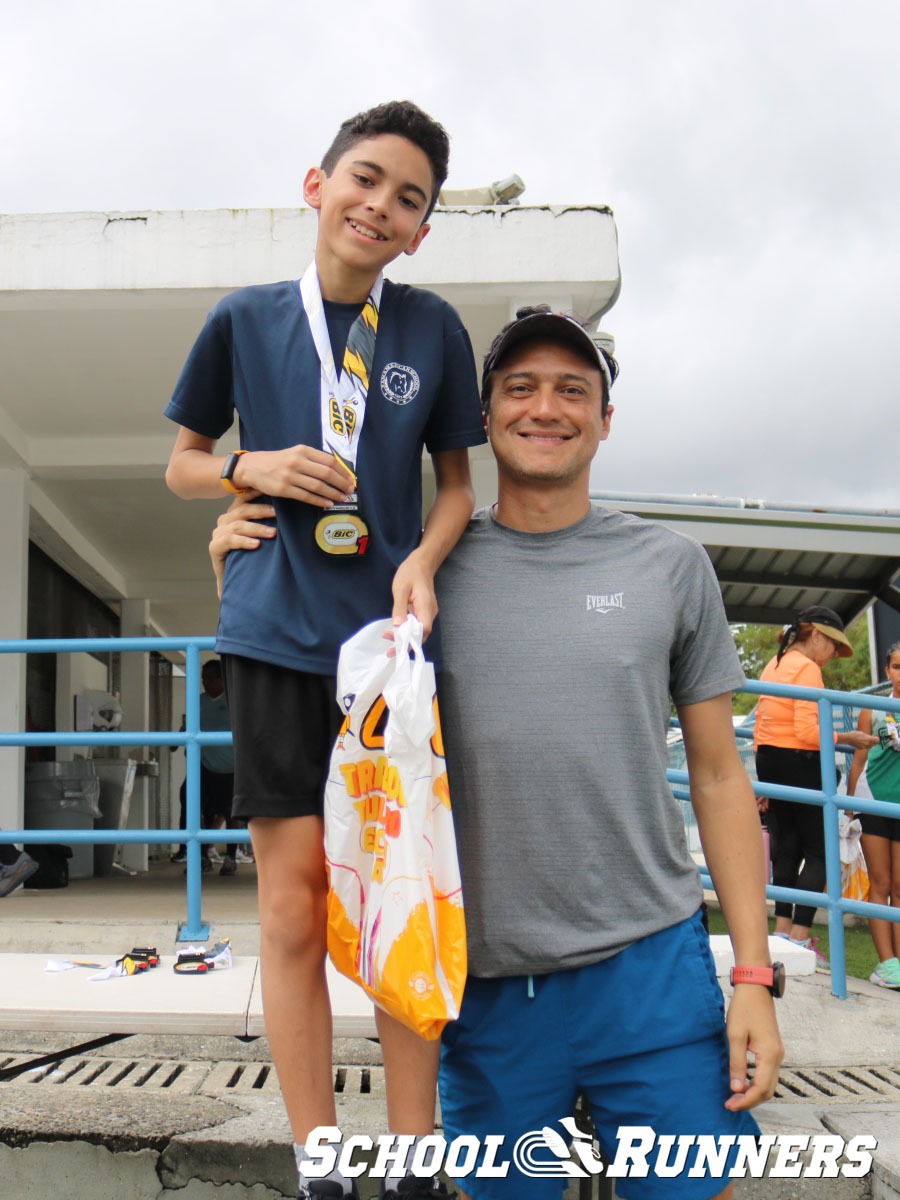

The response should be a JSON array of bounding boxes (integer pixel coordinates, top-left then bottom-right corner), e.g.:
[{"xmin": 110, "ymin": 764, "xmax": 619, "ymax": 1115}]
[
  {"xmin": 819, "ymin": 697, "xmax": 846, "ymax": 999},
  {"xmin": 180, "ymin": 640, "xmax": 210, "ymax": 942}
]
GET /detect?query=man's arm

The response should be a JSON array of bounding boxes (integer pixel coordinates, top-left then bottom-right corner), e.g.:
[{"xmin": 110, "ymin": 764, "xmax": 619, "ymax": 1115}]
[
  {"xmin": 208, "ymin": 493, "xmax": 277, "ymax": 599},
  {"xmin": 678, "ymin": 692, "xmax": 784, "ymax": 1111},
  {"xmin": 205, "ymin": 448, "xmax": 475, "ymax": 623},
  {"xmin": 390, "ymin": 447, "xmax": 475, "ymax": 637},
  {"xmin": 165, "ymin": 426, "xmax": 356, "ymax": 505}
]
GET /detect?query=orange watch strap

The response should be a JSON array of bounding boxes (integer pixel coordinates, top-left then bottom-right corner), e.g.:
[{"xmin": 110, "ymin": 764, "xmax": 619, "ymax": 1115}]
[
  {"xmin": 220, "ymin": 450, "xmax": 248, "ymax": 494},
  {"xmin": 730, "ymin": 965, "xmax": 774, "ymax": 986}
]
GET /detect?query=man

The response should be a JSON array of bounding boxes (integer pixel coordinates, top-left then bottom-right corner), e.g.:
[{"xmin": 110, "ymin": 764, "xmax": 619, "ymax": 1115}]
[
  {"xmin": 210, "ymin": 306, "xmax": 783, "ymax": 1200},
  {"xmin": 198, "ymin": 659, "xmax": 240, "ymax": 875},
  {"xmin": 171, "ymin": 659, "xmax": 240, "ymax": 873}
]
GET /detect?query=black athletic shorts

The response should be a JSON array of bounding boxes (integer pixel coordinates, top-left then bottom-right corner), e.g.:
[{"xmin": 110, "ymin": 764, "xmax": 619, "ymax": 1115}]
[
  {"xmin": 221, "ymin": 654, "xmax": 344, "ymax": 820},
  {"xmin": 860, "ymin": 811, "xmax": 900, "ymax": 841},
  {"xmin": 200, "ymin": 763, "xmax": 234, "ymax": 820}
]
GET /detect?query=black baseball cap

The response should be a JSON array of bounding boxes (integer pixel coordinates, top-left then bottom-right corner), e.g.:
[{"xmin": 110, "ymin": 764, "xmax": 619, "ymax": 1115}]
[{"xmin": 481, "ymin": 306, "xmax": 618, "ymax": 397}]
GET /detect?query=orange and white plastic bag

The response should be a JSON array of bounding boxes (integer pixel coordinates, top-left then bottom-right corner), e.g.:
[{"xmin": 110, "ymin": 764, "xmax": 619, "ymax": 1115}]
[
  {"xmin": 324, "ymin": 615, "xmax": 466, "ymax": 1039},
  {"xmin": 839, "ymin": 812, "xmax": 869, "ymax": 902}
]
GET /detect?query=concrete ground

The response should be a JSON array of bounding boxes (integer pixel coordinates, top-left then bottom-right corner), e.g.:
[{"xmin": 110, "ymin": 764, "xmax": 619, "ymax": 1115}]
[
  {"xmin": 2, "ymin": 862, "xmax": 900, "ymax": 1197},
  {"xmin": 0, "ymin": 856, "xmax": 263, "ymax": 955}
]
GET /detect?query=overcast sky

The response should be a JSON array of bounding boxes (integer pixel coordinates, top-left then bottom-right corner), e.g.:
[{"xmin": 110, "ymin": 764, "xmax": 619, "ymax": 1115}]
[{"xmin": 5, "ymin": 0, "xmax": 900, "ymax": 508}]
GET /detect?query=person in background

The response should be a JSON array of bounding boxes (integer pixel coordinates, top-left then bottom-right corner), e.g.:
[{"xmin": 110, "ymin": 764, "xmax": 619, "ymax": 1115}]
[
  {"xmin": 0, "ymin": 839, "xmax": 38, "ymax": 897},
  {"xmin": 847, "ymin": 640, "xmax": 900, "ymax": 988},
  {"xmin": 754, "ymin": 605, "xmax": 877, "ymax": 969},
  {"xmin": 198, "ymin": 658, "xmax": 239, "ymax": 876},
  {"xmin": 170, "ymin": 661, "xmax": 242, "ymax": 874}
]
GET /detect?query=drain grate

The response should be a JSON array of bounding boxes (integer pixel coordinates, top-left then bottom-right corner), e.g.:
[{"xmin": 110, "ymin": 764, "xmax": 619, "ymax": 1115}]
[
  {"xmin": 0, "ymin": 1055, "xmax": 385, "ymax": 1099},
  {"xmin": 6, "ymin": 1053, "xmax": 898, "ymax": 1105},
  {"xmin": 774, "ymin": 1066, "xmax": 900, "ymax": 1102}
]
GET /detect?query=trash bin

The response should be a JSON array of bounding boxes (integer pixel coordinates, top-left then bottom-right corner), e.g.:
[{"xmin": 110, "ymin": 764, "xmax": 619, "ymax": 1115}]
[
  {"xmin": 93, "ymin": 759, "xmax": 137, "ymax": 877},
  {"xmin": 24, "ymin": 761, "xmax": 101, "ymax": 880}
]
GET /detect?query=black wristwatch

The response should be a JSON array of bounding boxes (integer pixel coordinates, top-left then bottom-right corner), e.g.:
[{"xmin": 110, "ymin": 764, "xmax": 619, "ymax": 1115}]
[
  {"xmin": 220, "ymin": 450, "xmax": 247, "ymax": 494},
  {"xmin": 729, "ymin": 962, "xmax": 785, "ymax": 998}
]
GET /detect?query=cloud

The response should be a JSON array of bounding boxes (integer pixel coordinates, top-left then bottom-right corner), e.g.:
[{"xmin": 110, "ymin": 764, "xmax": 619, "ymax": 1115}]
[{"xmin": 5, "ymin": 0, "xmax": 900, "ymax": 508}]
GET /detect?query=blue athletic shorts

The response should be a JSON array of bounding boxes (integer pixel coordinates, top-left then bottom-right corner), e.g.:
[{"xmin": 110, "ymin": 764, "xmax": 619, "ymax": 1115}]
[{"xmin": 439, "ymin": 910, "xmax": 760, "ymax": 1200}]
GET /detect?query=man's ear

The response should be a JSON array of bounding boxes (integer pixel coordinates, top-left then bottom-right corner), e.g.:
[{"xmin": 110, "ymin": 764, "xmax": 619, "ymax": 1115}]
[
  {"xmin": 303, "ymin": 167, "xmax": 325, "ymax": 210},
  {"xmin": 599, "ymin": 403, "xmax": 614, "ymax": 442},
  {"xmin": 403, "ymin": 222, "xmax": 431, "ymax": 256}
]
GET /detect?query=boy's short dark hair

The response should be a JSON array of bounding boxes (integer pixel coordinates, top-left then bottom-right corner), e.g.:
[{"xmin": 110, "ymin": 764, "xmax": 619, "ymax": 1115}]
[{"xmin": 321, "ymin": 100, "xmax": 450, "ymax": 219}]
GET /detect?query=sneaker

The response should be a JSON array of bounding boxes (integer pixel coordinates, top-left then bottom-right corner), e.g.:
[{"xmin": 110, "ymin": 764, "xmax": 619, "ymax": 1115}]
[
  {"xmin": 801, "ymin": 936, "xmax": 831, "ymax": 974},
  {"xmin": 170, "ymin": 850, "xmax": 186, "ymax": 864},
  {"xmin": 219, "ymin": 856, "xmax": 237, "ymax": 877},
  {"xmin": 207, "ymin": 847, "xmax": 223, "ymax": 863},
  {"xmin": 235, "ymin": 849, "xmax": 255, "ymax": 864},
  {"xmin": 297, "ymin": 1182, "xmax": 360, "ymax": 1199},
  {"xmin": 870, "ymin": 957, "xmax": 900, "ymax": 989},
  {"xmin": 381, "ymin": 1179, "xmax": 456, "ymax": 1198},
  {"xmin": 183, "ymin": 858, "xmax": 214, "ymax": 876},
  {"xmin": 0, "ymin": 852, "xmax": 39, "ymax": 898}
]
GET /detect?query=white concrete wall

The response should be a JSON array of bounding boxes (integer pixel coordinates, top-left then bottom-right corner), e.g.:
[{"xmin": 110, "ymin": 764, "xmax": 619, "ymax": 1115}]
[
  {"xmin": 53, "ymin": 652, "xmax": 109, "ymax": 762},
  {"xmin": 0, "ymin": 469, "xmax": 29, "ymax": 831},
  {"xmin": 163, "ymin": 672, "xmax": 186, "ymax": 853},
  {"xmin": 118, "ymin": 599, "xmax": 149, "ymax": 871},
  {"xmin": 0, "ymin": 206, "xmax": 620, "ymax": 298}
]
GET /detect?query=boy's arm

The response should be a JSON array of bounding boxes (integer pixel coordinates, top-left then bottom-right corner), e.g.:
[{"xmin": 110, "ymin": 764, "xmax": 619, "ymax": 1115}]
[
  {"xmin": 391, "ymin": 447, "xmax": 475, "ymax": 636},
  {"xmin": 677, "ymin": 692, "xmax": 784, "ymax": 1111},
  {"xmin": 166, "ymin": 426, "xmax": 355, "ymax": 504}
]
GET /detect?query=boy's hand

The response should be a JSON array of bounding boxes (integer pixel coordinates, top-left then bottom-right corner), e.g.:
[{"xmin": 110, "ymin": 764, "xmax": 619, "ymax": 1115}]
[
  {"xmin": 209, "ymin": 492, "xmax": 276, "ymax": 599},
  {"xmin": 235, "ymin": 445, "xmax": 355, "ymax": 507},
  {"xmin": 391, "ymin": 549, "xmax": 438, "ymax": 638}
]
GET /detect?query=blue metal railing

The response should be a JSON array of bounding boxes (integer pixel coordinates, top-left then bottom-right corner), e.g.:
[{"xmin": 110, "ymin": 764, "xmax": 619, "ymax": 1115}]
[
  {"xmin": 0, "ymin": 637, "xmax": 249, "ymax": 941},
  {"xmin": 1, "ymin": 636, "xmax": 899, "ymax": 989},
  {"xmin": 669, "ymin": 679, "xmax": 900, "ymax": 999}
]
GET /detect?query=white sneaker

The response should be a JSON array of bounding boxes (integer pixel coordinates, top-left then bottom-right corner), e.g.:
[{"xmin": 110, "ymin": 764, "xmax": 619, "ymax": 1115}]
[
  {"xmin": 235, "ymin": 849, "xmax": 255, "ymax": 864},
  {"xmin": 207, "ymin": 847, "xmax": 223, "ymax": 863}
]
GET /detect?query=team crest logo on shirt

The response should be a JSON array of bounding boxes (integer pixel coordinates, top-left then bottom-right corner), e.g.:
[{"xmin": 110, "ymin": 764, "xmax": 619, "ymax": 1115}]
[{"xmin": 380, "ymin": 362, "xmax": 420, "ymax": 405}]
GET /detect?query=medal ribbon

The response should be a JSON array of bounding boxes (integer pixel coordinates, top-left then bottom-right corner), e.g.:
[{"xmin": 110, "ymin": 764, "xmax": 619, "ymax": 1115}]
[{"xmin": 299, "ymin": 263, "xmax": 383, "ymax": 493}]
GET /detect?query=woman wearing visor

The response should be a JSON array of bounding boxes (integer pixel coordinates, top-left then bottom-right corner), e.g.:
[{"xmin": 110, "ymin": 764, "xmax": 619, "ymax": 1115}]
[{"xmin": 754, "ymin": 605, "xmax": 877, "ymax": 968}]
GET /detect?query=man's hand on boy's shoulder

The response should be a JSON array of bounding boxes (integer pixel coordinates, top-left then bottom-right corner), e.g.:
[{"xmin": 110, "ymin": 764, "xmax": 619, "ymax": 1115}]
[
  {"xmin": 391, "ymin": 548, "xmax": 438, "ymax": 638},
  {"xmin": 234, "ymin": 445, "xmax": 355, "ymax": 508},
  {"xmin": 209, "ymin": 493, "xmax": 276, "ymax": 599}
]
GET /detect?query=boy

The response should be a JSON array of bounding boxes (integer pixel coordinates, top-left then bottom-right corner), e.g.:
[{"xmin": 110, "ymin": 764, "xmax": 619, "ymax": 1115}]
[{"xmin": 165, "ymin": 100, "xmax": 485, "ymax": 1199}]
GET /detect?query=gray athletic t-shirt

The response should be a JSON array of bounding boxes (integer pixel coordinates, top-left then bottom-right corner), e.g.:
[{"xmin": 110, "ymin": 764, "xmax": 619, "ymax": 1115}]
[{"xmin": 435, "ymin": 504, "xmax": 745, "ymax": 977}]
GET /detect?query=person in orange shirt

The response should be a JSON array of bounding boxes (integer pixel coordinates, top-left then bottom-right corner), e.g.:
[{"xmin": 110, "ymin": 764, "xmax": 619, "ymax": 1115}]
[{"xmin": 754, "ymin": 606, "xmax": 877, "ymax": 967}]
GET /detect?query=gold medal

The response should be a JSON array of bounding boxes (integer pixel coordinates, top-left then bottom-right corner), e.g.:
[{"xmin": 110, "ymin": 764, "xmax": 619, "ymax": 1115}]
[{"xmin": 314, "ymin": 511, "xmax": 370, "ymax": 556}]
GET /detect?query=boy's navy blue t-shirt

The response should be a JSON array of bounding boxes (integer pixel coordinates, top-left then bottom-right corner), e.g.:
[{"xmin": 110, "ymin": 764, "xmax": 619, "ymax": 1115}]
[{"xmin": 165, "ymin": 278, "xmax": 486, "ymax": 675}]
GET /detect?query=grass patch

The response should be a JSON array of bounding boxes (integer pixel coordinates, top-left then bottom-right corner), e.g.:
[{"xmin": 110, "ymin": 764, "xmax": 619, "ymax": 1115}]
[{"xmin": 705, "ymin": 908, "xmax": 879, "ymax": 981}]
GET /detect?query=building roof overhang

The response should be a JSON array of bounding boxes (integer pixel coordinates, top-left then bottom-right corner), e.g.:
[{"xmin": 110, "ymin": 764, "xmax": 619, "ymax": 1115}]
[{"xmin": 592, "ymin": 492, "xmax": 900, "ymax": 627}]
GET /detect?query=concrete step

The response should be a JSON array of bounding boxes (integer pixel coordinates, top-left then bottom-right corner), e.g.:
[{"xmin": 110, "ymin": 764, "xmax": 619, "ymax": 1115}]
[{"xmin": 3, "ymin": 1033, "xmax": 900, "ymax": 1197}]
